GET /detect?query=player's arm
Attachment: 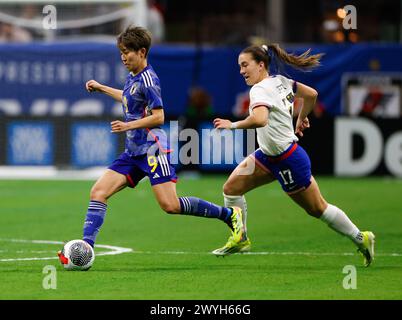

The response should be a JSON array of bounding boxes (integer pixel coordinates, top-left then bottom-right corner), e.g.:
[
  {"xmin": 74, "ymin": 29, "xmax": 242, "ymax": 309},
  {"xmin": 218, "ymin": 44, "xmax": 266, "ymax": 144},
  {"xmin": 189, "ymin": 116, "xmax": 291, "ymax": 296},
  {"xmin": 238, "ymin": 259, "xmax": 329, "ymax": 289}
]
[
  {"xmin": 213, "ymin": 106, "xmax": 268, "ymax": 129},
  {"xmin": 86, "ymin": 80, "xmax": 123, "ymax": 102},
  {"xmin": 111, "ymin": 108, "xmax": 164, "ymax": 133},
  {"xmin": 295, "ymin": 82, "xmax": 318, "ymax": 119},
  {"xmin": 294, "ymin": 82, "xmax": 318, "ymax": 136}
]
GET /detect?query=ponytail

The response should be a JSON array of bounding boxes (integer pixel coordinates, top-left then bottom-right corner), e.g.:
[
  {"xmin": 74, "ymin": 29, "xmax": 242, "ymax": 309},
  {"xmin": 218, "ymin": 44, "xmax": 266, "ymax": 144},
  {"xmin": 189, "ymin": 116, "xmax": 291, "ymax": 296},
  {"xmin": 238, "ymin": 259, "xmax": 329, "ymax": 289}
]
[
  {"xmin": 241, "ymin": 43, "xmax": 324, "ymax": 73},
  {"xmin": 267, "ymin": 43, "xmax": 324, "ymax": 71}
]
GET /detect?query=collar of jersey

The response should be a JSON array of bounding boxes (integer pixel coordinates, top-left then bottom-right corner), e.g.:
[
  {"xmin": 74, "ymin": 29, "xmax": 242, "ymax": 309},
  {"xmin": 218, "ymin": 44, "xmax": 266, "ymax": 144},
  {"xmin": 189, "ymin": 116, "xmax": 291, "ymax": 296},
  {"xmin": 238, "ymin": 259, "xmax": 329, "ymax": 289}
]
[{"xmin": 129, "ymin": 64, "xmax": 151, "ymax": 79}]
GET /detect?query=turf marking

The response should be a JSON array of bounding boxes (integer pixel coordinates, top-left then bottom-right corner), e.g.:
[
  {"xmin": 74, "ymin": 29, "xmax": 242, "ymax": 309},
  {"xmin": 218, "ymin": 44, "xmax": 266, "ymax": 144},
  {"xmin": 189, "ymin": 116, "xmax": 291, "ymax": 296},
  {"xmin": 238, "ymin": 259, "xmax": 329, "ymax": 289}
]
[
  {"xmin": 130, "ymin": 250, "xmax": 402, "ymax": 257},
  {"xmin": 0, "ymin": 239, "xmax": 133, "ymax": 262},
  {"xmin": 1, "ymin": 239, "xmax": 401, "ymax": 262}
]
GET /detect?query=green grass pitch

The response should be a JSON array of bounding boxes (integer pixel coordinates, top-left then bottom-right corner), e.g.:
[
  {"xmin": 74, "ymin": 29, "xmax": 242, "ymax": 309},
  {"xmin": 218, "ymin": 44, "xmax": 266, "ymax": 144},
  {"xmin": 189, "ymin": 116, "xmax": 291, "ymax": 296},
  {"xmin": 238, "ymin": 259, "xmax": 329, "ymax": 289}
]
[{"xmin": 0, "ymin": 175, "xmax": 401, "ymax": 299}]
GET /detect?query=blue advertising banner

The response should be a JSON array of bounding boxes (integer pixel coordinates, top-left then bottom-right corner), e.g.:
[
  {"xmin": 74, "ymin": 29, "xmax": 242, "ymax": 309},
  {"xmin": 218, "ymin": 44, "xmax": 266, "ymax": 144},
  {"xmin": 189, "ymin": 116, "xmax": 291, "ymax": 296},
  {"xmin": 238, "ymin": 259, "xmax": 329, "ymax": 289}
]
[
  {"xmin": 0, "ymin": 43, "xmax": 125, "ymax": 118},
  {"xmin": 71, "ymin": 122, "xmax": 118, "ymax": 167},
  {"xmin": 1, "ymin": 43, "xmax": 401, "ymax": 118},
  {"xmin": 7, "ymin": 121, "xmax": 53, "ymax": 165}
]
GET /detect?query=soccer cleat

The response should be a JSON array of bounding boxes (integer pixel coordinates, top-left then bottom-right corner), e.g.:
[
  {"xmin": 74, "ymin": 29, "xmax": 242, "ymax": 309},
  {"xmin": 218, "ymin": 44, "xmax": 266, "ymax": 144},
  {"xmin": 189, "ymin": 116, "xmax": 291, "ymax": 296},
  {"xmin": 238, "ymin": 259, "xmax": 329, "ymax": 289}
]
[
  {"xmin": 212, "ymin": 235, "xmax": 251, "ymax": 256},
  {"xmin": 228, "ymin": 206, "xmax": 245, "ymax": 243},
  {"xmin": 357, "ymin": 231, "xmax": 375, "ymax": 267}
]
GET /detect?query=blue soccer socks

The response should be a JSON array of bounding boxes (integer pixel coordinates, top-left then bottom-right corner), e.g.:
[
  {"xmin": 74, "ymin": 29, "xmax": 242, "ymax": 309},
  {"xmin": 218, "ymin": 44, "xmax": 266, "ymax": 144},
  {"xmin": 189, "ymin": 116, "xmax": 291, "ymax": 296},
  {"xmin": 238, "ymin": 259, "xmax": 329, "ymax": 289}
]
[
  {"xmin": 82, "ymin": 200, "xmax": 107, "ymax": 247},
  {"xmin": 178, "ymin": 197, "xmax": 232, "ymax": 223}
]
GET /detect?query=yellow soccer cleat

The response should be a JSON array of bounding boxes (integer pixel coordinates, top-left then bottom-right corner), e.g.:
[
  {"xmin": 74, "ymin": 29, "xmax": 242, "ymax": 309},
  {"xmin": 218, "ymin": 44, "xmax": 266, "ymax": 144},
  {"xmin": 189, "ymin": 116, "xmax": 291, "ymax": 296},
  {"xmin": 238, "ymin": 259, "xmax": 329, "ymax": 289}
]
[
  {"xmin": 357, "ymin": 231, "xmax": 375, "ymax": 267},
  {"xmin": 228, "ymin": 206, "xmax": 245, "ymax": 243},
  {"xmin": 212, "ymin": 235, "xmax": 251, "ymax": 256}
]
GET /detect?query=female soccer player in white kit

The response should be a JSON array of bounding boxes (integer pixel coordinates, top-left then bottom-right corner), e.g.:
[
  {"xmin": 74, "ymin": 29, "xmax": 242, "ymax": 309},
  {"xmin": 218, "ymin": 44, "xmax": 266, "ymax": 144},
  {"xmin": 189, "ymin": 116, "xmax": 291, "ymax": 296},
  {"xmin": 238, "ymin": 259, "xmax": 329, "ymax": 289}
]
[{"xmin": 212, "ymin": 44, "xmax": 375, "ymax": 266}]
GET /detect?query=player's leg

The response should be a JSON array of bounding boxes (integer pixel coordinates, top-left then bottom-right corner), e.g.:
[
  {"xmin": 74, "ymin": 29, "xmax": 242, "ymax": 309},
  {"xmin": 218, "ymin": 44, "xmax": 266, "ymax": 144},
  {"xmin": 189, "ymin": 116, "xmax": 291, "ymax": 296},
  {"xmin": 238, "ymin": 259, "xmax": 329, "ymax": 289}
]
[
  {"xmin": 266, "ymin": 143, "xmax": 375, "ymax": 266},
  {"xmin": 213, "ymin": 154, "xmax": 276, "ymax": 256},
  {"xmin": 152, "ymin": 181, "xmax": 232, "ymax": 225},
  {"xmin": 289, "ymin": 176, "xmax": 375, "ymax": 266},
  {"xmin": 90, "ymin": 169, "xmax": 128, "ymax": 202},
  {"xmin": 152, "ymin": 181, "xmax": 244, "ymax": 242},
  {"xmin": 82, "ymin": 169, "xmax": 128, "ymax": 247},
  {"xmin": 223, "ymin": 154, "xmax": 276, "ymax": 234},
  {"xmin": 271, "ymin": 143, "xmax": 359, "ymax": 236},
  {"xmin": 149, "ymin": 152, "xmax": 232, "ymax": 225},
  {"xmin": 82, "ymin": 152, "xmax": 146, "ymax": 248},
  {"xmin": 148, "ymin": 152, "xmax": 244, "ymax": 242}
]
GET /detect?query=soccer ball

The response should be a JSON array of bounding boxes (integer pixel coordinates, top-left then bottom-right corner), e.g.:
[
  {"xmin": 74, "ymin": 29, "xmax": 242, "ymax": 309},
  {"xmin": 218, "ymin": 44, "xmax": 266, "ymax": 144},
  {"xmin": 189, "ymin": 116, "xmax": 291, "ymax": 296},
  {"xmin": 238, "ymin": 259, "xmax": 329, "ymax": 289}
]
[{"xmin": 58, "ymin": 239, "xmax": 95, "ymax": 271}]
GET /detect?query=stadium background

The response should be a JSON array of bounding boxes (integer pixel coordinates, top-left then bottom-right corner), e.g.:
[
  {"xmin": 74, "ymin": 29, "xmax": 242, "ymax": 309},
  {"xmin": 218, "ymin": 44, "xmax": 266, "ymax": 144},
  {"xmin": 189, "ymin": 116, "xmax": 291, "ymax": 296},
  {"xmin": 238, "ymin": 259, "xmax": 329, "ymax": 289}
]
[
  {"xmin": 0, "ymin": 0, "xmax": 401, "ymax": 177},
  {"xmin": 0, "ymin": 0, "xmax": 401, "ymax": 302}
]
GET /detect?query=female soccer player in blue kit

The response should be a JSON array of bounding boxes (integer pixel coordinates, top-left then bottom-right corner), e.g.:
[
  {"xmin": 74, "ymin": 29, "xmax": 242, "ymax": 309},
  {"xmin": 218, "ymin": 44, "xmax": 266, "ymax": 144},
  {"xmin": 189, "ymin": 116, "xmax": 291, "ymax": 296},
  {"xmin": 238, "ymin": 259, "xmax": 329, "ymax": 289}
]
[
  {"xmin": 58, "ymin": 26, "xmax": 244, "ymax": 264},
  {"xmin": 212, "ymin": 44, "xmax": 375, "ymax": 267}
]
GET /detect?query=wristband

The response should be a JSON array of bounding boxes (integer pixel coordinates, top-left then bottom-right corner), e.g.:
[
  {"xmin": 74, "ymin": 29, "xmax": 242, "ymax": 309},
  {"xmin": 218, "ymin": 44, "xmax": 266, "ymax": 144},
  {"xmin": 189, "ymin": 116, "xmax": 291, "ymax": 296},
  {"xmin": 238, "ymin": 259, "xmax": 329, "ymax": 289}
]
[{"xmin": 230, "ymin": 122, "xmax": 238, "ymax": 129}]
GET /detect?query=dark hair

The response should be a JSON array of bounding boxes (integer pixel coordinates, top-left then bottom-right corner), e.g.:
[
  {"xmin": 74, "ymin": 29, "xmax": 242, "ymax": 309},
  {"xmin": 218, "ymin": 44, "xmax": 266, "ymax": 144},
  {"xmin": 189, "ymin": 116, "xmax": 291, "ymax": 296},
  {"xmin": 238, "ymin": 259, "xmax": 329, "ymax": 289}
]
[
  {"xmin": 117, "ymin": 25, "xmax": 152, "ymax": 57},
  {"xmin": 241, "ymin": 43, "xmax": 324, "ymax": 72}
]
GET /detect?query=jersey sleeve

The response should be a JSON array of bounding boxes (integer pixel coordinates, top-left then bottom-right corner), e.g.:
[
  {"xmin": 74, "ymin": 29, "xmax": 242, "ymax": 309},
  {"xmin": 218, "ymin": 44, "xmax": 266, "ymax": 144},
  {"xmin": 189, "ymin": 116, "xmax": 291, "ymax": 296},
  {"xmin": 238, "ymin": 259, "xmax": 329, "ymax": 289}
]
[
  {"xmin": 143, "ymin": 82, "xmax": 164, "ymax": 110},
  {"xmin": 277, "ymin": 74, "xmax": 297, "ymax": 94},
  {"xmin": 249, "ymin": 84, "xmax": 275, "ymax": 110}
]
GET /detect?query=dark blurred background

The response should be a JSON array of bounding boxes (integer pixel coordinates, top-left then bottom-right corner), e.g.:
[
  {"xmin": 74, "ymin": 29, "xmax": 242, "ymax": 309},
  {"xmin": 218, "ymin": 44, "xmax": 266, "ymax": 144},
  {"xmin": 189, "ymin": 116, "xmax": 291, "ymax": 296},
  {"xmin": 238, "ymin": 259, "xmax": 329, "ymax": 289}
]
[
  {"xmin": 0, "ymin": 0, "xmax": 401, "ymax": 177},
  {"xmin": 1, "ymin": 0, "xmax": 400, "ymax": 43}
]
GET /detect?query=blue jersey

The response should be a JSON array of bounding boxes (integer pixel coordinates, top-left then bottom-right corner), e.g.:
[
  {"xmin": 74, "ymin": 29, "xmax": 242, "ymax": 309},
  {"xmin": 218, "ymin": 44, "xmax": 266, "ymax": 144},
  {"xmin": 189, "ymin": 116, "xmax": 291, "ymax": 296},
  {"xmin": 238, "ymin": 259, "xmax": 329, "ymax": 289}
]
[{"xmin": 121, "ymin": 64, "xmax": 169, "ymax": 157}]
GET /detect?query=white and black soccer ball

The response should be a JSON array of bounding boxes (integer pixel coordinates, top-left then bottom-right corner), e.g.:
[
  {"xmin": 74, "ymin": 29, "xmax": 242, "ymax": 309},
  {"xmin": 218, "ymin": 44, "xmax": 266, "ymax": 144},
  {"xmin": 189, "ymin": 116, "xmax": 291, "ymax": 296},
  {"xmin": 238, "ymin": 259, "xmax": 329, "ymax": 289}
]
[{"xmin": 59, "ymin": 239, "xmax": 95, "ymax": 271}]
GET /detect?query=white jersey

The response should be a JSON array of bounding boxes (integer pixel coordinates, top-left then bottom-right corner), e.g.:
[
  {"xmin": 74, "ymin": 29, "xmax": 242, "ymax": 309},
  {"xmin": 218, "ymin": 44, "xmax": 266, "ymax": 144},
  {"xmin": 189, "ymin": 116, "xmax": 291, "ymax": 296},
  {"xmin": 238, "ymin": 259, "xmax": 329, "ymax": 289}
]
[{"xmin": 249, "ymin": 75, "xmax": 298, "ymax": 156}]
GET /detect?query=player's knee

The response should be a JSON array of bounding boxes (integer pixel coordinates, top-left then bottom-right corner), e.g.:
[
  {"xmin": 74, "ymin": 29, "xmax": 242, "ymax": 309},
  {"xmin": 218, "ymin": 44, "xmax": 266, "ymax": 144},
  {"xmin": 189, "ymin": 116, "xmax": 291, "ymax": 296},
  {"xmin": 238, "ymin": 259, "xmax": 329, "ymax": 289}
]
[
  {"xmin": 159, "ymin": 201, "xmax": 180, "ymax": 214},
  {"xmin": 90, "ymin": 186, "xmax": 108, "ymax": 202},
  {"xmin": 305, "ymin": 207, "xmax": 322, "ymax": 218},
  {"xmin": 223, "ymin": 182, "xmax": 238, "ymax": 196},
  {"xmin": 305, "ymin": 201, "xmax": 327, "ymax": 218}
]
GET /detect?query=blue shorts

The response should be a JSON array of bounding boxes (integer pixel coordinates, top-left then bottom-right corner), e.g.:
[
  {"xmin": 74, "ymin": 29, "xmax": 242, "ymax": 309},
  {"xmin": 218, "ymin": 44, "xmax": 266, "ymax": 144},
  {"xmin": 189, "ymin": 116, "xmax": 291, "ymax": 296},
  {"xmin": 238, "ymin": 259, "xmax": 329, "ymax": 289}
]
[
  {"xmin": 251, "ymin": 143, "xmax": 312, "ymax": 194},
  {"xmin": 108, "ymin": 152, "xmax": 178, "ymax": 188}
]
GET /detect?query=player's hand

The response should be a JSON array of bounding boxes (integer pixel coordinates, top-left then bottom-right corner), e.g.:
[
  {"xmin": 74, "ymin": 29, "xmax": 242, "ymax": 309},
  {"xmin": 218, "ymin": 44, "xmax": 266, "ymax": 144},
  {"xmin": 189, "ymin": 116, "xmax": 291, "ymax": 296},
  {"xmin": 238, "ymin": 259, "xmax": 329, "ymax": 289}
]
[
  {"xmin": 295, "ymin": 117, "xmax": 310, "ymax": 137},
  {"xmin": 86, "ymin": 80, "xmax": 103, "ymax": 92},
  {"xmin": 213, "ymin": 118, "xmax": 232, "ymax": 129},
  {"xmin": 111, "ymin": 120, "xmax": 130, "ymax": 133}
]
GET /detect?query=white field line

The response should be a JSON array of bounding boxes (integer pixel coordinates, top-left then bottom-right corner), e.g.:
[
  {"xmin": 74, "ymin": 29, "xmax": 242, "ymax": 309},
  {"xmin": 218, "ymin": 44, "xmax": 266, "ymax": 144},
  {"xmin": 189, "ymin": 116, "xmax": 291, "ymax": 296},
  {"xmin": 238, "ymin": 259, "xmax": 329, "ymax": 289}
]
[
  {"xmin": 1, "ymin": 239, "xmax": 401, "ymax": 262},
  {"xmin": 130, "ymin": 251, "xmax": 402, "ymax": 257},
  {"xmin": 0, "ymin": 239, "xmax": 133, "ymax": 262}
]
